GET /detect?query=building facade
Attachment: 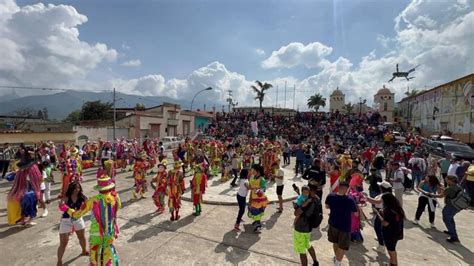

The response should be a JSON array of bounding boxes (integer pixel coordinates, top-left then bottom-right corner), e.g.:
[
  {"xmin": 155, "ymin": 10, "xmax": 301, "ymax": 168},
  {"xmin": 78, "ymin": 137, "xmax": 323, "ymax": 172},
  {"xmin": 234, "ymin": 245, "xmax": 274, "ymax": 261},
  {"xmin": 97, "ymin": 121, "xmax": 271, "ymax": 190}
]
[
  {"xmin": 374, "ymin": 85, "xmax": 395, "ymax": 122},
  {"xmin": 398, "ymin": 73, "xmax": 474, "ymax": 143},
  {"xmin": 329, "ymin": 88, "xmax": 345, "ymax": 112}
]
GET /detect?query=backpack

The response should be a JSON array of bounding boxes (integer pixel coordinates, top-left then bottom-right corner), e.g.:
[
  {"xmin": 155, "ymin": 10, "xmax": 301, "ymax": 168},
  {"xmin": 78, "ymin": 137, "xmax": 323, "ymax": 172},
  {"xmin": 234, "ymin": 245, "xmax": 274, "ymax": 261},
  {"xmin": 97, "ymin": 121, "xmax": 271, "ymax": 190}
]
[
  {"xmin": 309, "ymin": 197, "xmax": 323, "ymax": 229},
  {"xmin": 451, "ymin": 189, "xmax": 471, "ymax": 211}
]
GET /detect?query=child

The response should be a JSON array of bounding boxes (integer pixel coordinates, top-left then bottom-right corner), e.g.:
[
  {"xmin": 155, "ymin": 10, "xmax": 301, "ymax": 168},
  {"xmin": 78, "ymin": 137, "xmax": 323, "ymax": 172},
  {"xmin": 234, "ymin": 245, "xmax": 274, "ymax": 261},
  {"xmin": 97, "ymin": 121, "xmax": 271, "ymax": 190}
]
[
  {"xmin": 191, "ymin": 164, "xmax": 208, "ymax": 216},
  {"xmin": 220, "ymin": 154, "xmax": 231, "ymax": 182},
  {"xmin": 294, "ymin": 186, "xmax": 311, "ymax": 224},
  {"xmin": 273, "ymin": 162, "xmax": 284, "ymax": 213},
  {"xmin": 234, "ymin": 169, "xmax": 249, "ymax": 232},
  {"xmin": 151, "ymin": 161, "xmax": 168, "ymax": 214},
  {"xmin": 230, "ymin": 153, "xmax": 241, "ymax": 187}
]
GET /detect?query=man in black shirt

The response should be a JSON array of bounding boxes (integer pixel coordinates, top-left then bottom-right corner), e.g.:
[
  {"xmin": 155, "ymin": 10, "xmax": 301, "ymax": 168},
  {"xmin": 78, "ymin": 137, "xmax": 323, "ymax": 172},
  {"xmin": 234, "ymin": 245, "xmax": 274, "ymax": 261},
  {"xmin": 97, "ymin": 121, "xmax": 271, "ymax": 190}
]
[{"xmin": 302, "ymin": 159, "xmax": 326, "ymax": 199}]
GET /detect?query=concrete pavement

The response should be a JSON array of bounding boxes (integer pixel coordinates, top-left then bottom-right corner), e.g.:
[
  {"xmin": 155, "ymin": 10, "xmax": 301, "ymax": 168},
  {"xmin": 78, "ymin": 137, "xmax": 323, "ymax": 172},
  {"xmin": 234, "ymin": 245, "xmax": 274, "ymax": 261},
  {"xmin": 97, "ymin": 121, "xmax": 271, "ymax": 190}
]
[{"xmin": 0, "ymin": 161, "xmax": 473, "ymax": 266}]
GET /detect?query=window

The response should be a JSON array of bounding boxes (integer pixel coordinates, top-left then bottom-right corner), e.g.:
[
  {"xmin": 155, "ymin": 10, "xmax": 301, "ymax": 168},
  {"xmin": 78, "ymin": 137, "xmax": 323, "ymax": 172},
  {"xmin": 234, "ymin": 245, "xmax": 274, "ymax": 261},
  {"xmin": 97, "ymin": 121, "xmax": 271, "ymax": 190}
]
[{"xmin": 384, "ymin": 101, "xmax": 388, "ymax": 111}]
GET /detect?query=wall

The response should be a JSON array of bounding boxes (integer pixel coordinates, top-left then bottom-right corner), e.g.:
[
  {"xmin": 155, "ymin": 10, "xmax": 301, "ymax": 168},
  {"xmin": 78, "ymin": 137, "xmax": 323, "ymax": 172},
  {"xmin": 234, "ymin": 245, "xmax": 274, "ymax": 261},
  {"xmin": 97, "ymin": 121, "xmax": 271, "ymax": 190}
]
[
  {"xmin": 74, "ymin": 126, "xmax": 108, "ymax": 142},
  {"xmin": 0, "ymin": 132, "xmax": 76, "ymax": 145},
  {"xmin": 400, "ymin": 74, "xmax": 474, "ymax": 143}
]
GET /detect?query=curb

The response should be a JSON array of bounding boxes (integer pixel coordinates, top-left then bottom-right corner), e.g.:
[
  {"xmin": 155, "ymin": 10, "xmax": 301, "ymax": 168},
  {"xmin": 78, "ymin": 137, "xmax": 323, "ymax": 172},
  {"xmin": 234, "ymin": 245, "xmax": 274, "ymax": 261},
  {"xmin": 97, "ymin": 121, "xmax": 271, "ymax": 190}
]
[{"xmin": 181, "ymin": 195, "xmax": 298, "ymax": 206}]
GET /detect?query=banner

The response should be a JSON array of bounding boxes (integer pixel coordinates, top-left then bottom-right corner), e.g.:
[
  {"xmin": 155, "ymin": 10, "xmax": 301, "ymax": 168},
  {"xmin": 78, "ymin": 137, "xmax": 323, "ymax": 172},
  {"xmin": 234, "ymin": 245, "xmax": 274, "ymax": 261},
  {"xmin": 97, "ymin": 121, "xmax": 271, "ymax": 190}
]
[{"xmin": 251, "ymin": 121, "xmax": 258, "ymax": 136}]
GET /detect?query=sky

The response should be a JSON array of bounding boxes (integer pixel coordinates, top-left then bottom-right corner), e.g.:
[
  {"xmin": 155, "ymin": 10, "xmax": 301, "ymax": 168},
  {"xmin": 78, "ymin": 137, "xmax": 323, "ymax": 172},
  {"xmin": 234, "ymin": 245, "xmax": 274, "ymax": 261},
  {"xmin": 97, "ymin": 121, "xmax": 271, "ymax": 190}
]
[{"xmin": 0, "ymin": 0, "xmax": 473, "ymax": 110}]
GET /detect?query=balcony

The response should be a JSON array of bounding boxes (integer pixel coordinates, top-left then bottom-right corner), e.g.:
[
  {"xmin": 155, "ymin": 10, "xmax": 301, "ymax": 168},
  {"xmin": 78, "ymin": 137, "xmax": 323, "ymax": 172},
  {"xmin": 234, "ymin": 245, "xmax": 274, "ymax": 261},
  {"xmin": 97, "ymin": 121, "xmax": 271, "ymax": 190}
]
[{"xmin": 167, "ymin": 118, "xmax": 179, "ymax": 126}]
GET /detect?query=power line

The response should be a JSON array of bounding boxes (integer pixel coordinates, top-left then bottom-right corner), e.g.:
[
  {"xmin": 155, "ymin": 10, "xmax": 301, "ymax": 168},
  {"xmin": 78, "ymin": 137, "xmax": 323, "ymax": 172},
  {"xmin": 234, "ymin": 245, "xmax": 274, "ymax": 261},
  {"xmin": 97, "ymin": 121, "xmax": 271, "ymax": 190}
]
[{"xmin": 0, "ymin": 85, "xmax": 110, "ymax": 93}]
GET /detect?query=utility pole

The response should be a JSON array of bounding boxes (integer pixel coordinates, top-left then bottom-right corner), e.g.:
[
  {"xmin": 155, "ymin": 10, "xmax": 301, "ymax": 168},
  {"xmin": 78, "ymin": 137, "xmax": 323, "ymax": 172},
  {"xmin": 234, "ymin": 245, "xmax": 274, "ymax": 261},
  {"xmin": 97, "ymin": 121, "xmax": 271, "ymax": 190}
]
[
  {"xmin": 284, "ymin": 81, "xmax": 287, "ymax": 108},
  {"xmin": 276, "ymin": 85, "xmax": 279, "ymax": 108},
  {"xmin": 113, "ymin": 87, "xmax": 116, "ymax": 141},
  {"xmin": 226, "ymin": 90, "xmax": 233, "ymax": 112},
  {"xmin": 293, "ymin": 84, "xmax": 296, "ymax": 110}
]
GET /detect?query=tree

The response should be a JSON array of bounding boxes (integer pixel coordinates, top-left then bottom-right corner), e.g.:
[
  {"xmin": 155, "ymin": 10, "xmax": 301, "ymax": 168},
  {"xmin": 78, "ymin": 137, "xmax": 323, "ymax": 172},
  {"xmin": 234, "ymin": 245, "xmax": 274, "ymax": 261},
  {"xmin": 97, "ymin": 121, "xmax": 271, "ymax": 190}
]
[
  {"xmin": 37, "ymin": 110, "xmax": 43, "ymax": 119},
  {"xmin": 307, "ymin": 93, "xmax": 326, "ymax": 112},
  {"xmin": 405, "ymin": 89, "xmax": 419, "ymax": 97},
  {"xmin": 42, "ymin": 107, "xmax": 49, "ymax": 120},
  {"xmin": 135, "ymin": 103, "xmax": 146, "ymax": 110},
  {"xmin": 250, "ymin": 80, "xmax": 272, "ymax": 109},
  {"xmin": 80, "ymin": 101, "xmax": 113, "ymax": 121},
  {"xmin": 342, "ymin": 103, "xmax": 354, "ymax": 114},
  {"xmin": 63, "ymin": 110, "xmax": 81, "ymax": 125}
]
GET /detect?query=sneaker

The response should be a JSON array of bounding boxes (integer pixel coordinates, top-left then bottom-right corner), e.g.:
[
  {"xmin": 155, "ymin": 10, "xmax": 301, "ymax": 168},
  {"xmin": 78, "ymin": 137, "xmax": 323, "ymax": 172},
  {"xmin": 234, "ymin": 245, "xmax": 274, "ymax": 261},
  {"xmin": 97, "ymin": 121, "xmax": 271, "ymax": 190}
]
[
  {"xmin": 233, "ymin": 226, "xmax": 241, "ymax": 232},
  {"xmin": 372, "ymin": 245, "xmax": 385, "ymax": 253},
  {"xmin": 41, "ymin": 209, "xmax": 49, "ymax": 218},
  {"xmin": 430, "ymin": 223, "xmax": 435, "ymax": 228},
  {"xmin": 446, "ymin": 237, "xmax": 460, "ymax": 243},
  {"xmin": 412, "ymin": 219, "xmax": 419, "ymax": 225}
]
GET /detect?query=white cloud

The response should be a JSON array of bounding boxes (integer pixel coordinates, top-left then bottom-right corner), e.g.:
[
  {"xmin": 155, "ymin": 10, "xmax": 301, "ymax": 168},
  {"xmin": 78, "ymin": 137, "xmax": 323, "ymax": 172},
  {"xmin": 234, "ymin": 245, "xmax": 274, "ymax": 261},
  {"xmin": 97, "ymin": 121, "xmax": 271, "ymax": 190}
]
[
  {"xmin": 120, "ymin": 59, "xmax": 141, "ymax": 67},
  {"xmin": 261, "ymin": 42, "xmax": 333, "ymax": 69},
  {"xmin": 263, "ymin": 0, "xmax": 474, "ymax": 110},
  {"xmin": 0, "ymin": 0, "xmax": 117, "ymax": 88},
  {"xmin": 121, "ymin": 43, "xmax": 130, "ymax": 50},
  {"xmin": 255, "ymin": 48, "xmax": 265, "ymax": 56}
]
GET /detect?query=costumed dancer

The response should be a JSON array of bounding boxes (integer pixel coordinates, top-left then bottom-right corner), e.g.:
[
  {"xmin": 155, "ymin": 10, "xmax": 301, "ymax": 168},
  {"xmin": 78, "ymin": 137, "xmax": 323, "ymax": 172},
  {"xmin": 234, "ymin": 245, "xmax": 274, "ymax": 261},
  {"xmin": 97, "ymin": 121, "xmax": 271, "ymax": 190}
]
[
  {"xmin": 168, "ymin": 161, "xmax": 185, "ymax": 221},
  {"xmin": 97, "ymin": 158, "xmax": 116, "ymax": 182},
  {"xmin": 262, "ymin": 144, "xmax": 273, "ymax": 180},
  {"xmin": 191, "ymin": 164, "xmax": 208, "ymax": 216},
  {"xmin": 7, "ymin": 151, "xmax": 42, "ymax": 226},
  {"xmin": 60, "ymin": 175, "xmax": 121, "ymax": 266},
  {"xmin": 210, "ymin": 142, "xmax": 221, "ymax": 176},
  {"xmin": 151, "ymin": 160, "xmax": 168, "ymax": 214},
  {"xmin": 59, "ymin": 147, "xmax": 81, "ymax": 198},
  {"xmin": 220, "ymin": 154, "xmax": 231, "ymax": 182},
  {"xmin": 348, "ymin": 173, "xmax": 367, "ymax": 242},
  {"xmin": 247, "ymin": 164, "xmax": 268, "ymax": 233},
  {"xmin": 132, "ymin": 151, "xmax": 149, "ymax": 199}
]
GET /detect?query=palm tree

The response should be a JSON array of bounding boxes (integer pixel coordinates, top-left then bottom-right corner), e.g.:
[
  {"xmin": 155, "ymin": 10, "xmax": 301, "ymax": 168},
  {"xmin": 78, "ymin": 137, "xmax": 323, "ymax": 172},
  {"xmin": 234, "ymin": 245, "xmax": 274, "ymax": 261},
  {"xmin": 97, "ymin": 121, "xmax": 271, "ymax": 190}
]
[
  {"xmin": 307, "ymin": 93, "xmax": 326, "ymax": 112},
  {"xmin": 342, "ymin": 103, "xmax": 354, "ymax": 114},
  {"xmin": 405, "ymin": 89, "xmax": 419, "ymax": 97},
  {"xmin": 250, "ymin": 81, "xmax": 273, "ymax": 109}
]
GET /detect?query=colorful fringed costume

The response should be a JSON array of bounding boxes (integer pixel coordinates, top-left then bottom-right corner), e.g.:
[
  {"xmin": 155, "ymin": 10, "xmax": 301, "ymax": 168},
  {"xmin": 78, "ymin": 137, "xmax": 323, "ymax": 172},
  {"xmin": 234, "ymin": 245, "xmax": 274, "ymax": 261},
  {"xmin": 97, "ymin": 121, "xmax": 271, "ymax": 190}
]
[
  {"xmin": 168, "ymin": 164, "xmax": 185, "ymax": 221},
  {"xmin": 348, "ymin": 173, "xmax": 366, "ymax": 242},
  {"xmin": 133, "ymin": 156, "xmax": 148, "ymax": 199},
  {"xmin": 247, "ymin": 176, "xmax": 268, "ymax": 227},
  {"xmin": 63, "ymin": 176, "xmax": 121, "ymax": 266},
  {"xmin": 60, "ymin": 148, "xmax": 81, "ymax": 198},
  {"xmin": 152, "ymin": 163, "xmax": 168, "ymax": 213},
  {"xmin": 191, "ymin": 167, "xmax": 207, "ymax": 216},
  {"xmin": 7, "ymin": 163, "xmax": 42, "ymax": 225}
]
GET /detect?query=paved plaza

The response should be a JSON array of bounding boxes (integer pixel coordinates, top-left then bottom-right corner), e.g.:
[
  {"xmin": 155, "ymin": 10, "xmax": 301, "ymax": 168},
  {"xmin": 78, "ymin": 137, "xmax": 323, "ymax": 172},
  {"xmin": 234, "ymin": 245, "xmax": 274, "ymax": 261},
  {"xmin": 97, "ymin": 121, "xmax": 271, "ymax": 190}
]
[{"xmin": 0, "ymin": 160, "xmax": 473, "ymax": 266}]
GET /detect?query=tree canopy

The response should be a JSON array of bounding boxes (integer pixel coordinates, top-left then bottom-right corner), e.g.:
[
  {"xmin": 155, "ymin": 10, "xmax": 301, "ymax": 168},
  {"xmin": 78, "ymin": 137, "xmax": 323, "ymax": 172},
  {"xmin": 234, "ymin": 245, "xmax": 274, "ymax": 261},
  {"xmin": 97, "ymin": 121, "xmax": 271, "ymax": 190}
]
[
  {"xmin": 307, "ymin": 93, "xmax": 326, "ymax": 112},
  {"xmin": 80, "ymin": 100, "xmax": 113, "ymax": 121},
  {"xmin": 250, "ymin": 80, "xmax": 272, "ymax": 109}
]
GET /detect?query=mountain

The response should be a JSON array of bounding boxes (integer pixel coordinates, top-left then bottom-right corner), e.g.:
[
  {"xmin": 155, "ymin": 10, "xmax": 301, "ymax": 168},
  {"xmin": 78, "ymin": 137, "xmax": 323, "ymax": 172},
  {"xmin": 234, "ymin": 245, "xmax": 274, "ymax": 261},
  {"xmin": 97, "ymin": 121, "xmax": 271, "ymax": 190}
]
[{"xmin": 0, "ymin": 91, "xmax": 210, "ymax": 120}]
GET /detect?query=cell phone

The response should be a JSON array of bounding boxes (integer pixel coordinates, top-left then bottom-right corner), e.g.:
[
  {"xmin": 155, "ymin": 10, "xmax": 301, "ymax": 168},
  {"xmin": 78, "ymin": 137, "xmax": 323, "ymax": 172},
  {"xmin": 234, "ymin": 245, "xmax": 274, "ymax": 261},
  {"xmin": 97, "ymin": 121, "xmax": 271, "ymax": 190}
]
[{"xmin": 292, "ymin": 183, "xmax": 298, "ymax": 191}]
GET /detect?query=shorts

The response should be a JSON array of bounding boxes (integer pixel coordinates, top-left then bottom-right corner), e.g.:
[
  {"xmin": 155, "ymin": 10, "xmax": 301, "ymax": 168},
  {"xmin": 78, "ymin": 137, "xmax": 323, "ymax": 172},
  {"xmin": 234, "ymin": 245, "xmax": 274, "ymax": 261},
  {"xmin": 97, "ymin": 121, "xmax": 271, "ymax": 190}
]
[
  {"xmin": 59, "ymin": 218, "xmax": 86, "ymax": 234},
  {"xmin": 293, "ymin": 230, "xmax": 311, "ymax": 254},
  {"xmin": 276, "ymin": 185, "xmax": 284, "ymax": 196},
  {"xmin": 328, "ymin": 224, "xmax": 350, "ymax": 250}
]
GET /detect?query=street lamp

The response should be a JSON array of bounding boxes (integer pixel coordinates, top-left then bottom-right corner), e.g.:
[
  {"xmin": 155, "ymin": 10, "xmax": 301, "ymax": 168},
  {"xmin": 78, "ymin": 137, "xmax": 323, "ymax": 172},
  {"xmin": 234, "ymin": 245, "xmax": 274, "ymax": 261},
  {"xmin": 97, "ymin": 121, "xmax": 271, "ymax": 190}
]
[{"xmin": 190, "ymin": 87, "xmax": 212, "ymax": 111}]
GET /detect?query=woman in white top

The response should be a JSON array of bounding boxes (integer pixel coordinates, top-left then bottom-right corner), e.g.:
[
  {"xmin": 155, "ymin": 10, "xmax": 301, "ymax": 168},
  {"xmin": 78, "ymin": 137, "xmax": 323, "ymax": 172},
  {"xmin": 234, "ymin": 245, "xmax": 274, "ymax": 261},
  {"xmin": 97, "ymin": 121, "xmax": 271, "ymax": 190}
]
[{"xmin": 234, "ymin": 169, "xmax": 249, "ymax": 232}]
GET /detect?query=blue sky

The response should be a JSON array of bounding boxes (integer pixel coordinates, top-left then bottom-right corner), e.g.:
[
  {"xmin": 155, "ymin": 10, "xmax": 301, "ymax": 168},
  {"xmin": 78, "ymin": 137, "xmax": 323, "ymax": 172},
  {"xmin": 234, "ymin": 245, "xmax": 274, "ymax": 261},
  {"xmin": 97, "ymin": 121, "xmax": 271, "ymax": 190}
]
[
  {"xmin": 19, "ymin": 0, "xmax": 409, "ymax": 80},
  {"xmin": 4, "ymin": 0, "xmax": 473, "ymax": 108}
]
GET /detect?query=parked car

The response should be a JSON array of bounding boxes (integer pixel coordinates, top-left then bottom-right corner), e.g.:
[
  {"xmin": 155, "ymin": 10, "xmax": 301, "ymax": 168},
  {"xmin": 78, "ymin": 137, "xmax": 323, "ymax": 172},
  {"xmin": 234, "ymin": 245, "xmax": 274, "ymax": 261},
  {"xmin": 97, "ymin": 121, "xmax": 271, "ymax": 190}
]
[
  {"xmin": 429, "ymin": 141, "xmax": 474, "ymax": 161},
  {"xmin": 161, "ymin": 136, "xmax": 183, "ymax": 149},
  {"xmin": 392, "ymin": 131, "xmax": 406, "ymax": 144},
  {"xmin": 429, "ymin": 135, "xmax": 456, "ymax": 142}
]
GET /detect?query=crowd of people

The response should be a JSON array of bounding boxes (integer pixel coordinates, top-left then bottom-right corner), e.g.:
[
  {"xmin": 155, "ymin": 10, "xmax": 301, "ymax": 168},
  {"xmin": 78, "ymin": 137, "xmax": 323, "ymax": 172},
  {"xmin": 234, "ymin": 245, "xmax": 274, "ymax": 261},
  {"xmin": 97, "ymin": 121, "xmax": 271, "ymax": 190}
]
[{"xmin": 1, "ymin": 110, "xmax": 473, "ymax": 266}]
